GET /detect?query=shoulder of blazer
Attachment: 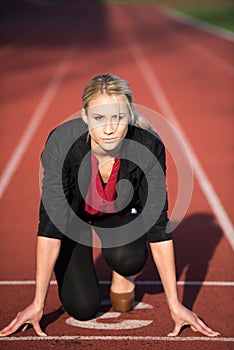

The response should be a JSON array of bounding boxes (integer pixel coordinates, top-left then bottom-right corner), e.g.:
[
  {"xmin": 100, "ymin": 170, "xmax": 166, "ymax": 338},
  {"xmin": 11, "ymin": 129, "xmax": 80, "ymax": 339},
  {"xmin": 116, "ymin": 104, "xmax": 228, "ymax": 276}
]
[
  {"xmin": 47, "ymin": 117, "xmax": 90, "ymax": 162},
  {"xmin": 118, "ymin": 125, "xmax": 163, "ymax": 178},
  {"xmin": 124, "ymin": 125, "xmax": 164, "ymax": 159},
  {"xmin": 46, "ymin": 117, "xmax": 87, "ymax": 143}
]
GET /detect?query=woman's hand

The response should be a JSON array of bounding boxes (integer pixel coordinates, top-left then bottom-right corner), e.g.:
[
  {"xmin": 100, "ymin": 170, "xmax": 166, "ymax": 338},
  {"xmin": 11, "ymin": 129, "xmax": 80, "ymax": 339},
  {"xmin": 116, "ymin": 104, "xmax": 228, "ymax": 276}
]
[
  {"xmin": 0, "ymin": 301, "xmax": 46, "ymax": 337},
  {"xmin": 0, "ymin": 237, "xmax": 62, "ymax": 338},
  {"xmin": 168, "ymin": 302, "xmax": 220, "ymax": 337}
]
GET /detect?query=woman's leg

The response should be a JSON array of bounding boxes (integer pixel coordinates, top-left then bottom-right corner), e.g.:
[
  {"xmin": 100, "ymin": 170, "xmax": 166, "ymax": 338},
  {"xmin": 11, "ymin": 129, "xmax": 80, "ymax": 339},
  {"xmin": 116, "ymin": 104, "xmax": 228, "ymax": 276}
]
[
  {"xmin": 54, "ymin": 235, "xmax": 101, "ymax": 321},
  {"xmin": 102, "ymin": 234, "xmax": 148, "ymax": 311},
  {"xmin": 111, "ymin": 272, "xmax": 134, "ymax": 293},
  {"xmin": 94, "ymin": 213, "xmax": 148, "ymax": 277},
  {"xmin": 94, "ymin": 213, "xmax": 148, "ymax": 289},
  {"xmin": 102, "ymin": 234, "xmax": 148, "ymax": 278}
]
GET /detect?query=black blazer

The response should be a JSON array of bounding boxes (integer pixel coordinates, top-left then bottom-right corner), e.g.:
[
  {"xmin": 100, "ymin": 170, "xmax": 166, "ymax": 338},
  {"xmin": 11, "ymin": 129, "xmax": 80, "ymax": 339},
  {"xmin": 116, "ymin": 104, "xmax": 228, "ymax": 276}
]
[{"xmin": 37, "ymin": 118, "xmax": 172, "ymax": 243}]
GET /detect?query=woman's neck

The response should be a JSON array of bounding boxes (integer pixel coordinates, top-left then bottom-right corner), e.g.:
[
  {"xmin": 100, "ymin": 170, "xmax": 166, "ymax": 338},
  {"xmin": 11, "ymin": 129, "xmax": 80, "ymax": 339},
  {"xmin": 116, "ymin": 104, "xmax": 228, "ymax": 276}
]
[{"xmin": 91, "ymin": 139, "xmax": 122, "ymax": 162}]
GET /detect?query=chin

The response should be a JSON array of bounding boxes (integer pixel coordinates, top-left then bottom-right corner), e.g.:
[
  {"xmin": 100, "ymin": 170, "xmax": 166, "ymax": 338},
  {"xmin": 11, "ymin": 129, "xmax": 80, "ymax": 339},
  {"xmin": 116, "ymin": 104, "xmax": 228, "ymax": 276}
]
[
  {"xmin": 100, "ymin": 140, "xmax": 121, "ymax": 152},
  {"xmin": 101, "ymin": 144, "xmax": 119, "ymax": 152}
]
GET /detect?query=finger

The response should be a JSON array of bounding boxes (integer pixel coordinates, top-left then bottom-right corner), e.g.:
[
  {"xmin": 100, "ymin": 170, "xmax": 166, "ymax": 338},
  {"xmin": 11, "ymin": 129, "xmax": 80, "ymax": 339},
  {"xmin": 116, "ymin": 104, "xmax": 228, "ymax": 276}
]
[
  {"xmin": 191, "ymin": 317, "xmax": 220, "ymax": 337},
  {"xmin": 0, "ymin": 319, "xmax": 25, "ymax": 337},
  {"xmin": 191, "ymin": 323, "xmax": 220, "ymax": 337},
  {"xmin": 191, "ymin": 325, "xmax": 198, "ymax": 332},
  {"xmin": 0, "ymin": 316, "xmax": 19, "ymax": 335},
  {"xmin": 193, "ymin": 315, "xmax": 219, "ymax": 335},
  {"xmin": 22, "ymin": 324, "xmax": 30, "ymax": 332},
  {"xmin": 32, "ymin": 322, "xmax": 47, "ymax": 337},
  {"xmin": 167, "ymin": 323, "xmax": 184, "ymax": 337},
  {"xmin": 197, "ymin": 316, "xmax": 219, "ymax": 333}
]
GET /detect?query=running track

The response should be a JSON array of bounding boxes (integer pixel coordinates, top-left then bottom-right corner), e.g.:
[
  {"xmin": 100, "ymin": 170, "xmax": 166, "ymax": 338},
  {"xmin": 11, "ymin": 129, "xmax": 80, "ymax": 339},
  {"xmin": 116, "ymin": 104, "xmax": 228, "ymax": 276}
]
[{"xmin": 0, "ymin": 2, "xmax": 233, "ymax": 349}]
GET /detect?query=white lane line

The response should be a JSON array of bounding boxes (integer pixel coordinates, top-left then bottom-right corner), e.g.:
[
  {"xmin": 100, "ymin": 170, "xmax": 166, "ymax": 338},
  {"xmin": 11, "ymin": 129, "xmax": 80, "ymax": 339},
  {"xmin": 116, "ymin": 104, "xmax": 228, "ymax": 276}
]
[
  {"xmin": 0, "ymin": 335, "xmax": 233, "ymax": 342},
  {"xmin": 0, "ymin": 47, "xmax": 76, "ymax": 200},
  {"xmin": 0, "ymin": 280, "xmax": 233, "ymax": 286},
  {"xmin": 160, "ymin": 6, "xmax": 234, "ymax": 43},
  {"xmin": 124, "ymin": 32, "xmax": 234, "ymax": 251},
  {"xmin": 137, "ymin": 281, "xmax": 234, "ymax": 287}
]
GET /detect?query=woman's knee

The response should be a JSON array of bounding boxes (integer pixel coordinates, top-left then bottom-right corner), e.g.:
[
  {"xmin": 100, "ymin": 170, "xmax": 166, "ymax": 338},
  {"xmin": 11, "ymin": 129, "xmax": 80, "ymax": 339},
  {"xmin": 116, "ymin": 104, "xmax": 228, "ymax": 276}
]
[
  {"xmin": 103, "ymin": 243, "xmax": 148, "ymax": 276},
  {"xmin": 60, "ymin": 291, "xmax": 101, "ymax": 321}
]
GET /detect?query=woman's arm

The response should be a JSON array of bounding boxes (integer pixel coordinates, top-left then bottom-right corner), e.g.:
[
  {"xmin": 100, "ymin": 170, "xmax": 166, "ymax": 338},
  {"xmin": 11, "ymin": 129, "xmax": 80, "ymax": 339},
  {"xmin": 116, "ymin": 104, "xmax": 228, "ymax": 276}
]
[
  {"xmin": 34, "ymin": 236, "xmax": 61, "ymax": 307},
  {"xmin": 0, "ymin": 236, "xmax": 61, "ymax": 337},
  {"xmin": 149, "ymin": 240, "xmax": 220, "ymax": 337}
]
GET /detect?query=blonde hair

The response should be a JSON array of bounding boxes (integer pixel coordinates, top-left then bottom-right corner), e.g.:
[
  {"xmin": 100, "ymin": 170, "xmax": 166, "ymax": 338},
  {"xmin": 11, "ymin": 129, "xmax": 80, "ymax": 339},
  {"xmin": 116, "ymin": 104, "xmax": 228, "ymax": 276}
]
[{"xmin": 82, "ymin": 73, "xmax": 153, "ymax": 131}]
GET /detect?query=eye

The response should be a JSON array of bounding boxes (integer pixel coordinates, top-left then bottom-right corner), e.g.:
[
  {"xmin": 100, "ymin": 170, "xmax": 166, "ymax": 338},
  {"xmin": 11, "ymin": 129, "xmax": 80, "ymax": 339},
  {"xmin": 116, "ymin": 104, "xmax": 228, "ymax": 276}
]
[
  {"xmin": 93, "ymin": 115, "xmax": 104, "ymax": 121},
  {"xmin": 112, "ymin": 113, "xmax": 125, "ymax": 121}
]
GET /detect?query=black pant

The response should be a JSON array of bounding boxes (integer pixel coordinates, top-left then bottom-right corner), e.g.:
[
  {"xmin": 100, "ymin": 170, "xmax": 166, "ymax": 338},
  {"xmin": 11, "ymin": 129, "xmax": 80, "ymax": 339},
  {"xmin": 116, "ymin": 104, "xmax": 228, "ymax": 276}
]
[{"xmin": 54, "ymin": 214, "xmax": 148, "ymax": 321}]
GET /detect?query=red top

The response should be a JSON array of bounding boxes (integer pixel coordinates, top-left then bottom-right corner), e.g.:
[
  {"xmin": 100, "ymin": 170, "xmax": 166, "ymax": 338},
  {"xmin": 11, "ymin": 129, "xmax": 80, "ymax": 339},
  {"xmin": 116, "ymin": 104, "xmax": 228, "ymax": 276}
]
[{"xmin": 85, "ymin": 153, "xmax": 120, "ymax": 215}]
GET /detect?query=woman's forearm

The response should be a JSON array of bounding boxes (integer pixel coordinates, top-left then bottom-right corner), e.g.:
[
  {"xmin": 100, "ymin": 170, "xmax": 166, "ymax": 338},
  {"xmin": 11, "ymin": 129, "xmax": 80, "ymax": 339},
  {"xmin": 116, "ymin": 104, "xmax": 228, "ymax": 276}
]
[
  {"xmin": 33, "ymin": 236, "xmax": 61, "ymax": 308},
  {"xmin": 149, "ymin": 240, "xmax": 180, "ymax": 310}
]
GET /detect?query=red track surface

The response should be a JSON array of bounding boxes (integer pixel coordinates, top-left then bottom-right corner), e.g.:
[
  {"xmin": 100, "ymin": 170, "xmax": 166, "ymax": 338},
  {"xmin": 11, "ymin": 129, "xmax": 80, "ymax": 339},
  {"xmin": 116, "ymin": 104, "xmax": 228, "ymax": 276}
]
[{"xmin": 0, "ymin": 2, "xmax": 233, "ymax": 349}]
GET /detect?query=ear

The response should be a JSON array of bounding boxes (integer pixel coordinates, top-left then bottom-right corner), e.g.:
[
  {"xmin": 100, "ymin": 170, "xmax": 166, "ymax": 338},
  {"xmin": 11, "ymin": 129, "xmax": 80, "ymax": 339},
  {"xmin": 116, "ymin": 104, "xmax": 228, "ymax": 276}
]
[{"xmin": 81, "ymin": 108, "xmax": 88, "ymax": 124}]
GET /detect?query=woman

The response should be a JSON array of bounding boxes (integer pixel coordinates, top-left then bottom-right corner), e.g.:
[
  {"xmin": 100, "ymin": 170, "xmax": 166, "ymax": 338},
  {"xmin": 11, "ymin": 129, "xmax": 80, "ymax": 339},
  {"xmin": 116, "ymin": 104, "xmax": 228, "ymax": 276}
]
[{"xmin": 0, "ymin": 74, "xmax": 219, "ymax": 337}]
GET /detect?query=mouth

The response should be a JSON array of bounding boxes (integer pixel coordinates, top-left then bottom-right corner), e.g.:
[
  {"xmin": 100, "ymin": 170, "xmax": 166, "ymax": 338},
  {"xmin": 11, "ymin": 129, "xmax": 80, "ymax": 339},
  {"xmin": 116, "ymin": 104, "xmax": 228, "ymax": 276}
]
[{"xmin": 101, "ymin": 138, "xmax": 118, "ymax": 143}]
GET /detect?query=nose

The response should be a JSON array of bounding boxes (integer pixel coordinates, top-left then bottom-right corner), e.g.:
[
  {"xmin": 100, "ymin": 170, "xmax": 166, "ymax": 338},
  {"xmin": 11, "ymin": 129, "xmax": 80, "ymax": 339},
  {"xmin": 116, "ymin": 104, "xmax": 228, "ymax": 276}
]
[{"xmin": 103, "ymin": 120, "xmax": 116, "ymax": 134}]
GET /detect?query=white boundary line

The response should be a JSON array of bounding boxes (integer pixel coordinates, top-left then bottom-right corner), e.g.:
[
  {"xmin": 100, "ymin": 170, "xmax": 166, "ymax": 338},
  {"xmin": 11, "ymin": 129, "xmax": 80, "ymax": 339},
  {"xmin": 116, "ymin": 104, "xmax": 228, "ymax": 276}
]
[
  {"xmin": 0, "ymin": 280, "xmax": 233, "ymax": 287},
  {"xmin": 0, "ymin": 335, "xmax": 233, "ymax": 342},
  {"xmin": 0, "ymin": 47, "xmax": 76, "ymax": 200},
  {"xmin": 124, "ymin": 32, "xmax": 234, "ymax": 251},
  {"xmin": 160, "ymin": 6, "xmax": 234, "ymax": 43}
]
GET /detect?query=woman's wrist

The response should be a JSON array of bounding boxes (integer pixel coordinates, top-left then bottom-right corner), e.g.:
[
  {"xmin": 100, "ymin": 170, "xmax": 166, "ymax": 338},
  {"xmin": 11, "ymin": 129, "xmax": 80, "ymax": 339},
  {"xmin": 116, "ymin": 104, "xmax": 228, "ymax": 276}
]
[
  {"xmin": 166, "ymin": 293, "xmax": 181, "ymax": 312},
  {"xmin": 32, "ymin": 297, "xmax": 45, "ymax": 309}
]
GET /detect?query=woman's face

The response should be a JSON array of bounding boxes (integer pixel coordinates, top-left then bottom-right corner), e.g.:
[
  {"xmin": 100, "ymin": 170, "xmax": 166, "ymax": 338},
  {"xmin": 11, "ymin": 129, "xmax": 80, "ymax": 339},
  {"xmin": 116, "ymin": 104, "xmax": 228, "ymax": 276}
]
[{"xmin": 84, "ymin": 94, "xmax": 130, "ymax": 153}]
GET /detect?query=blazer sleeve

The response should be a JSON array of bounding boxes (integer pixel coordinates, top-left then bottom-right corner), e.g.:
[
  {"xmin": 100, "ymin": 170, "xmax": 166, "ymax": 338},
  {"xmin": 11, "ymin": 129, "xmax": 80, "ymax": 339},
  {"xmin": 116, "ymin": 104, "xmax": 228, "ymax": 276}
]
[
  {"xmin": 37, "ymin": 130, "xmax": 70, "ymax": 240},
  {"xmin": 138, "ymin": 135, "xmax": 173, "ymax": 243}
]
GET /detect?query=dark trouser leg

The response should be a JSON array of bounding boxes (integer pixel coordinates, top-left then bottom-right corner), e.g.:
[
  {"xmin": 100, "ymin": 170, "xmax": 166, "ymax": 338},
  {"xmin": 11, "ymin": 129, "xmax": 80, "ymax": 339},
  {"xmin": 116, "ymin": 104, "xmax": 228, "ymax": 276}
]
[
  {"xmin": 94, "ymin": 213, "xmax": 148, "ymax": 276},
  {"xmin": 102, "ymin": 234, "xmax": 148, "ymax": 277},
  {"xmin": 54, "ymin": 235, "xmax": 101, "ymax": 321}
]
